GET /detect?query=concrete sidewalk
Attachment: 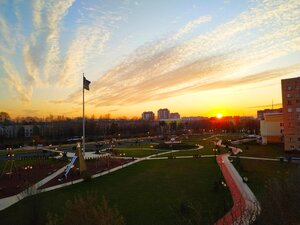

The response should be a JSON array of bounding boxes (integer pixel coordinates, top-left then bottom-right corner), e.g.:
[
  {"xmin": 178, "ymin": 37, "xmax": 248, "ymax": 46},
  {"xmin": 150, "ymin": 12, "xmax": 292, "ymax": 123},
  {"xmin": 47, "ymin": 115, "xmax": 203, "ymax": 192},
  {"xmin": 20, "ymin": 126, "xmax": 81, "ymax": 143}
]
[{"xmin": 0, "ymin": 149, "xmax": 179, "ymax": 211}]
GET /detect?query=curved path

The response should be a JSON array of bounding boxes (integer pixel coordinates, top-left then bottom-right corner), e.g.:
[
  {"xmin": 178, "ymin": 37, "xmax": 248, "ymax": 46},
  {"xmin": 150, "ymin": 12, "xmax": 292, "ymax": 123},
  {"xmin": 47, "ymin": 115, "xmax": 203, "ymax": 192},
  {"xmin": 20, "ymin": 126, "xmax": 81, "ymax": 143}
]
[
  {"xmin": 0, "ymin": 143, "xmax": 261, "ymax": 225},
  {"xmin": 215, "ymin": 153, "xmax": 260, "ymax": 225}
]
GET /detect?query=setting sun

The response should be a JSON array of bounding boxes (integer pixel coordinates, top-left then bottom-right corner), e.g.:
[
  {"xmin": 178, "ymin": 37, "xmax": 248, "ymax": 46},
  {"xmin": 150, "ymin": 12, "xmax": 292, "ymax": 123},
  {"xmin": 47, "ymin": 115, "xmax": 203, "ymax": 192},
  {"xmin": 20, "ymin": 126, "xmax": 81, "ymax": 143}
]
[{"xmin": 216, "ymin": 113, "xmax": 223, "ymax": 119}]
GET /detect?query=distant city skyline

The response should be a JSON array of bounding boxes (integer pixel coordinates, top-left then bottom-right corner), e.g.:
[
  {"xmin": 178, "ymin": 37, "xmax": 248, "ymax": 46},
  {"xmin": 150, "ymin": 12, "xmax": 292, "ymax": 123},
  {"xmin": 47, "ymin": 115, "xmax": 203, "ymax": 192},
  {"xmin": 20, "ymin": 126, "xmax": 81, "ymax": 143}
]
[{"xmin": 0, "ymin": 0, "xmax": 299, "ymax": 118}]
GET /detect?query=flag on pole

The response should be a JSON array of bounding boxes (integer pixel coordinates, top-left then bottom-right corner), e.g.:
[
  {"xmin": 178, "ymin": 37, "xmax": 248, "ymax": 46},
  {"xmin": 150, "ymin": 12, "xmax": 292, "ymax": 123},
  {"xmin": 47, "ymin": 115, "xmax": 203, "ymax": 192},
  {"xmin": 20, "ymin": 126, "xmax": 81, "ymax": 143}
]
[{"xmin": 83, "ymin": 76, "xmax": 91, "ymax": 90}]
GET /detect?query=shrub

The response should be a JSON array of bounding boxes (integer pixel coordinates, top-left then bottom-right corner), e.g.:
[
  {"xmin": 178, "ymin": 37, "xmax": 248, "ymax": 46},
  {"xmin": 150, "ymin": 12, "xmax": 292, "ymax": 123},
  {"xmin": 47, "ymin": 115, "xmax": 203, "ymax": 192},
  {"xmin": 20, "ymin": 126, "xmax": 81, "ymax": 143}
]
[{"xmin": 46, "ymin": 193, "xmax": 125, "ymax": 225}]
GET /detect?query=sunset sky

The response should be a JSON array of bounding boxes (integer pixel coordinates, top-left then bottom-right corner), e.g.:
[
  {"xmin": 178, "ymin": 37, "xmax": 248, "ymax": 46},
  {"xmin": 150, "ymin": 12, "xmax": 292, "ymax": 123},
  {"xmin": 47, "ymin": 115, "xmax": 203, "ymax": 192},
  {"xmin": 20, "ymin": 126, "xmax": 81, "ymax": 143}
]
[{"xmin": 0, "ymin": 0, "xmax": 299, "ymax": 118}]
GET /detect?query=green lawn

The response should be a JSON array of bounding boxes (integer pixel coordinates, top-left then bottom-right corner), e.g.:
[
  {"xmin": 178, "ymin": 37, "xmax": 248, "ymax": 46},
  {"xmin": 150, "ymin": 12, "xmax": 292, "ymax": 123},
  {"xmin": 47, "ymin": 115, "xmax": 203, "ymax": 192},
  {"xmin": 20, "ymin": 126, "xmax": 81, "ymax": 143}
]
[
  {"xmin": 0, "ymin": 158, "xmax": 233, "ymax": 225},
  {"xmin": 185, "ymin": 134, "xmax": 299, "ymax": 159},
  {"xmin": 233, "ymin": 158, "xmax": 299, "ymax": 199},
  {"xmin": 157, "ymin": 134, "xmax": 236, "ymax": 157},
  {"xmin": 232, "ymin": 158, "xmax": 300, "ymax": 224},
  {"xmin": 118, "ymin": 143, "xmax": 159, "ymax": 149},
  {"xmin": 154, "ymin": 149, "xmax": 215, "ymax": 157},
  {"xmin": 235, "ymin": 143, "xmax": 300, "ymax": 158},
  {"xmin": 114, "ymin": 148, "xmax": 167, "ymax": 158}
]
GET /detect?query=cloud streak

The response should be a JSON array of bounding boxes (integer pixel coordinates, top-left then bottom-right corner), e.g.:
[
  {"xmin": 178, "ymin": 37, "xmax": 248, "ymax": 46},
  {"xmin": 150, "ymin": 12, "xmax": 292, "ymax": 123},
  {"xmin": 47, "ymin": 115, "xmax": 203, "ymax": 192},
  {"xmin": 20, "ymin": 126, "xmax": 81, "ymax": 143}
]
[
  {"xmin": 60, "ymin": 0, "xmax": 300, "ymax": 108},
  {"xmin": 24, "ymin": 0, "xmax": 76, "ymax": 84},
  {"xmin": 172, "ymin": 15, "xmax": 212, "ymax": 40},
  {"xmin": 1, "ymin": 0, "xmax": 299, "ymax": 110},
  {"xmin": 0, "ymin": 57, "xmax": 32, "ymax": 102},
  {"xmin": 1, "ymin": 0, "xmax": 126, "ymax": 103}
]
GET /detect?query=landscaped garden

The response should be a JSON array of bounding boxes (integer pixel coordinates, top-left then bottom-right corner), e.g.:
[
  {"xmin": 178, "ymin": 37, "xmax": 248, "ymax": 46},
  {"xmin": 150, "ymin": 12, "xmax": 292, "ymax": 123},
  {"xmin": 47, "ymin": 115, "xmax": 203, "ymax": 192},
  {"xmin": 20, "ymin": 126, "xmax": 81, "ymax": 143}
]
[{"xmin": 0, "ymin": 158, "xmax": 233, "ymax": 225}]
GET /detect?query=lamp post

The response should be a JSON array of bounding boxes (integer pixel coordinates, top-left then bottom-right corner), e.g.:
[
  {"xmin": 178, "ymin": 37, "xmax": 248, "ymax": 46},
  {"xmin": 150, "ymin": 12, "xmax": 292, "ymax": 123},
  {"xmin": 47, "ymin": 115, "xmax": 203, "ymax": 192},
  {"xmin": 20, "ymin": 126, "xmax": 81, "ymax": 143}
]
[
  {"xmin": 32, "ymin": 139, "xmax": 36, "ymax": 150},
  {"xmin": 213, "ymin": 148, "xmax": 218, "ymax": 157}
]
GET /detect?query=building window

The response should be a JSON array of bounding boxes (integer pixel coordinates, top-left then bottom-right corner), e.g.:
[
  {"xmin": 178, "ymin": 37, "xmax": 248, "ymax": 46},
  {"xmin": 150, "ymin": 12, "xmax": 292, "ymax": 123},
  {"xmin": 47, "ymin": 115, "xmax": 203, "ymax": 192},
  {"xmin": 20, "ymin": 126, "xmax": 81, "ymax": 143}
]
[
  {"xmin": 287, "ymin": 100, "xmax": 292, "ymax": 105},
  {"xmin": 288, "ymin": 108, "xmax": 293, "ymax": 112},
  {"xmin": 297, "ymin": 108, "xmax": 300, "ymax": 112},
  {"xmin": 287, "ymin": 93, "xmax": 292, "ymax": 98},
  {"xmin": 288, "ymin": 86, "xmax": 292, "ymax": 90}
]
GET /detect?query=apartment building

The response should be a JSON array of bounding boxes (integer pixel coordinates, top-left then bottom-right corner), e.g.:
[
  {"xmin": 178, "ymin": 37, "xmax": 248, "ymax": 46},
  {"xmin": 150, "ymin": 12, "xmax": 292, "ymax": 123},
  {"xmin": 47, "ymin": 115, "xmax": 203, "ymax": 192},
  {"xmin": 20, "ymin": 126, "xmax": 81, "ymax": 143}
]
[
  {"xmin": 260, "ymin": 113, "xmax": 283, "ymax": 144},
  {"xmin": 281, "ymin": 77, "xmax": 300, "ymax": 151},
  {"xmin": 157, "ymin": 108, "xmax": 170, "ymax": 120},
  {"xmin": 141, "ymin": 111, "xmax": 155, "ymax": 121}
]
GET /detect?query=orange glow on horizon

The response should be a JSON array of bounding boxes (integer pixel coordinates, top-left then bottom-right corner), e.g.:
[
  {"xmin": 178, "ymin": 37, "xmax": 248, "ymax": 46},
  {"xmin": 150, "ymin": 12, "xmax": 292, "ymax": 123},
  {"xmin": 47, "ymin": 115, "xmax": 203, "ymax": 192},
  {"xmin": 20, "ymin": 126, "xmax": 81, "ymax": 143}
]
[{"xmin": 216, "ymin": 113, "xmax": 223, "ymax": 119}]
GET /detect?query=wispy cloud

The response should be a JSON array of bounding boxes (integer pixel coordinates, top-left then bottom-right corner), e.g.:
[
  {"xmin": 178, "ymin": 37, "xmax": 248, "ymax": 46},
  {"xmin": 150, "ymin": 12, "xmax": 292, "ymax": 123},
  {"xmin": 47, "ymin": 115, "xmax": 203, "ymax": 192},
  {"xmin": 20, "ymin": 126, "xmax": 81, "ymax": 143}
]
[
  {"xmin": 248, "ymin": 103, "xmax": 282, "ymax": 109},
  {"xmin": 1, "ymin": 0, "xmax": 299, "ymax": 109},
  {"xmin": 24, "ymin": 0, "xmax": 76, "ymax": 84},
  {"xmin": 0, "ymin": 56, "xmax": 32, "ymax": 102},
  {"xmin": 0, "ymin": 15, "xmax": 19, "ymax": 54},
  {"xmin": 60, "ymin": 0, "xmax": 300, "ymax": 108},
  {"xmin": 1, "ymin": 0, "xmax": 125, "ymax": 103},
  {"xmin": 57, "ymin": 23, "xmax": 110, "ymax": 85},
  {"xmin": 23, "ymin": 109, "xmax": 39, "ymax": 114},
  {"xmin": 172, "ymin": 16, "xmax": 212, "ymax": 40}
]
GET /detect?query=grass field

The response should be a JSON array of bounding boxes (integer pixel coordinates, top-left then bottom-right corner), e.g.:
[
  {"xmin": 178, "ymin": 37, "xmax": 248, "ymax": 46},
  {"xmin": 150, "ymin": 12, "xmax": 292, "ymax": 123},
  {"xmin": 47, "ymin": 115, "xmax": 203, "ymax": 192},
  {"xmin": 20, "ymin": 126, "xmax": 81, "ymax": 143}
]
[
  {"xmin": 233, "ymin": 158, "xmax": 299, "ymax": 199},
  {"xmin": 236, "ymin": 143, "xmax": 300, "ymax": 158},
  {"xmin": 0, "ymin": 158, "xmax": 232, "ymax": 225},
  {"xmin": 114, "ymin": 148, "xmax": 166, "ymax": 157},
  {"xmin": 232, "ymin": 158, "xmax": 300, "ymax": 224},
  {"xmin": 158, "ymin": 134, "xmax": 241, "ymax": 157},
  {"xmin": 166, "ymin": 134, "xmax": 298, "ymax": 159}
]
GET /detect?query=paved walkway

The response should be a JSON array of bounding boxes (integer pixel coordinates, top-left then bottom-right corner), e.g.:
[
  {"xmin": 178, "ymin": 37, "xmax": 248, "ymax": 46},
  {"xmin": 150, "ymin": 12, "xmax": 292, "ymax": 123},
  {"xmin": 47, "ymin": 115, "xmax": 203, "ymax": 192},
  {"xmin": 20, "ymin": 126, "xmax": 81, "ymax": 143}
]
[
  {"xmin": 229, "ymin": 155, "xmax": 279, "ymax": 161},
  {"xmin": 0, "ymin": 143, "xmax": 262, "ymax": 225},
  {"xmin": 215, "ymin": 154, "xmax": 260, "ymax": 225},
  {"xmin": 42, "ymin": 148, "xmax": 111, "ymax": 159},
  {"xmin": 0, "ymin": 148, "xmax": 183, "ymax": 211}
]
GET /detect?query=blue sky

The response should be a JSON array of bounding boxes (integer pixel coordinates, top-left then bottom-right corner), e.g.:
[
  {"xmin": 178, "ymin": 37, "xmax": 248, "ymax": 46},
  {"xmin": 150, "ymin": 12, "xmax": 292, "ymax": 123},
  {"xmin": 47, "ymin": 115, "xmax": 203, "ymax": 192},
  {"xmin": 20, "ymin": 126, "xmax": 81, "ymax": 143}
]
[{"xmin": 0, "ymin": 0, "xmax": 299, "ymax": 118}]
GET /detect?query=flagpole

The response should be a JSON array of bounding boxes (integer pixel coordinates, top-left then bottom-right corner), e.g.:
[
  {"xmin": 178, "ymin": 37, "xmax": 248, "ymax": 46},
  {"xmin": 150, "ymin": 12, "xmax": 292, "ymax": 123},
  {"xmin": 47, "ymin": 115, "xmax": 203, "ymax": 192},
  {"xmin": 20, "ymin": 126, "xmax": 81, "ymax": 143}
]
[{"xmin": 83, "ymin": 73, "xmax": 85, "ymax": 157}]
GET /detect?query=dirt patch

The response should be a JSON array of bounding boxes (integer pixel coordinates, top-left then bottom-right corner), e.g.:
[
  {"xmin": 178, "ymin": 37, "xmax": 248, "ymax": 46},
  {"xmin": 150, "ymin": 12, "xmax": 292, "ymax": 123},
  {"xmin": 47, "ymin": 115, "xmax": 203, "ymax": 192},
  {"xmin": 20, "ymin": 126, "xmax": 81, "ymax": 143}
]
[
  {"xmin": 39, "ymin": 157, "xmax": 135, "ymax": 189},
  {"xmin": 0, "ymin": 160, "xmax": 67, "ymax": 198}
]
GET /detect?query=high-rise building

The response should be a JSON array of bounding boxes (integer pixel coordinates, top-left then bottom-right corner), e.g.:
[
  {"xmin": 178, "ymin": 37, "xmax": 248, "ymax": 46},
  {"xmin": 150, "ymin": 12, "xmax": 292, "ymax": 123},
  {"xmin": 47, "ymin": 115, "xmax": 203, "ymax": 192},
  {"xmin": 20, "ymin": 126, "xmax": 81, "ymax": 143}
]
[
  {"xmin": 141, "ymin": 111, "xmax": 155, "ymax": 121},
  {"xmin": 157, "ymin": 108, "xmax": 170, "ymax": 120},
  {"xmin": 169, "ymin": 112, "xmax": 180, "ymax": 120},
  {"xmin": 281, "ymin": 77, "xmax": 300, "ymax": 151}
]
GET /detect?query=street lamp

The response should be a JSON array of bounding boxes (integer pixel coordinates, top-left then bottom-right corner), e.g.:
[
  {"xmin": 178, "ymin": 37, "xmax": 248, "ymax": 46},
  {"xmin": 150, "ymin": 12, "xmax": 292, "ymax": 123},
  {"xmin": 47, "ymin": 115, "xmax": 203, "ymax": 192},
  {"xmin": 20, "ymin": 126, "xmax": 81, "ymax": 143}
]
[
  {"xmin": 32, "ymin": 139, "xmax": 36, "ymax": 150},
  {"xmin": 213, "ymin": 148, "xmax": 218, "ymax": 156}
]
